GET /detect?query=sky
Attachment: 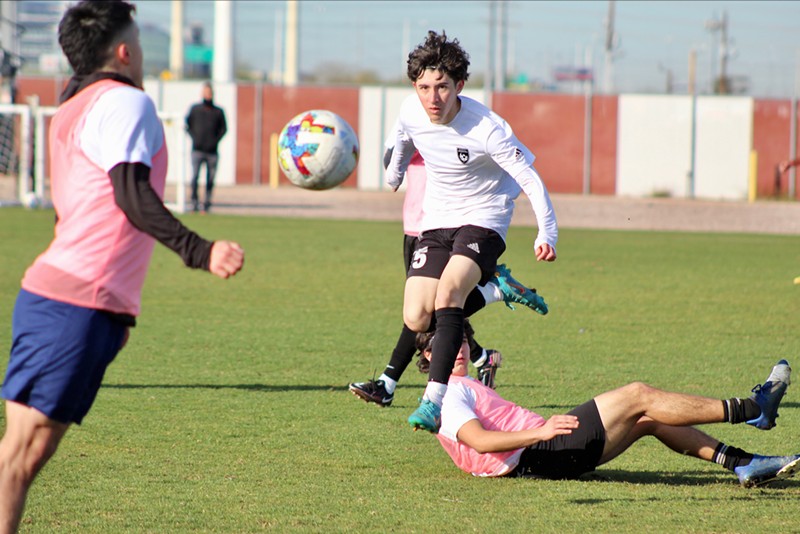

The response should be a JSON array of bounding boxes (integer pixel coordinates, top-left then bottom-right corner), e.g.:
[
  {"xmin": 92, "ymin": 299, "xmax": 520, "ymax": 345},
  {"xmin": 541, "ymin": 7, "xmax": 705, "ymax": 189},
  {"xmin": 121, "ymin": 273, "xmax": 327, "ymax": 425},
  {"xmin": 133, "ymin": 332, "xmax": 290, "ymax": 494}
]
[{"xmin": 134, "ymin": 0, "xmax": 800, "ymax": 98}]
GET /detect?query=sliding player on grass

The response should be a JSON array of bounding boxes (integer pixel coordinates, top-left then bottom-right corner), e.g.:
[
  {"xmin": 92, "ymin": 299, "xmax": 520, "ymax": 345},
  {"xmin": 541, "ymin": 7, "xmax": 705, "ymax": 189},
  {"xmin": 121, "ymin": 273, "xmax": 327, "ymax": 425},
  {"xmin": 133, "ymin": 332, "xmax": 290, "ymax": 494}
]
[{"xmin": 417, "ymin": 335, "xmax": 798, "ymax": 487}]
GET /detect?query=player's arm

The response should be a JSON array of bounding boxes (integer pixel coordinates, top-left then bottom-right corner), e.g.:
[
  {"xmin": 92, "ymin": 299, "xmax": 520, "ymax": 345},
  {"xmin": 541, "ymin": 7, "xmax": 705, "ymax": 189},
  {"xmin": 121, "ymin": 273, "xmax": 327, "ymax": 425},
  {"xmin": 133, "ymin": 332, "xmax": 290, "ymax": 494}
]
[
  {"xmin": 456, "ymin": 416, "xmax": 579, "ymax": 454},
  {"xmin": 384, "ymin": 132, "xmax": 415, "ymax": 191},
  {"xmin": 487, "ymin": 128, "xmax": 558, "ymax": 261},
  {"xmin": 514, "ymin": 165, "xmax": 558, "ymax": 261},
  {"xmin": 109, "ymin": 162, "xmax": 243, "ymax": 278}
]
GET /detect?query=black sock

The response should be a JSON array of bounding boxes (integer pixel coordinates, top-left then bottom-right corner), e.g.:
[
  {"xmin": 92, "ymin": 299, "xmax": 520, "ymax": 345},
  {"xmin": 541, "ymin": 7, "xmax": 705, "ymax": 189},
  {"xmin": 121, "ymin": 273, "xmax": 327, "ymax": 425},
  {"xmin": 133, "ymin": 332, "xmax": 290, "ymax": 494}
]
[
  {"xmin": 427, "ymin": 307, "xmax": 464, "ymax": 384},
  {"xmin": 712, "ymin": 443, "xmax": 754, "ymax": 471},
  {"xmin": 382, "ymin": 325, "xmax": 418, "ymax": 382},
  {"xmin": 723, "ymin": 398, "xmax": 761, "ymax": 424},
  {"xmin": 468, "ymin": 336, "xmax": 484, "ymax": 364},
  {"xmin": 463, "ymin": 287, "xmax": 486, "ymax": 317}
]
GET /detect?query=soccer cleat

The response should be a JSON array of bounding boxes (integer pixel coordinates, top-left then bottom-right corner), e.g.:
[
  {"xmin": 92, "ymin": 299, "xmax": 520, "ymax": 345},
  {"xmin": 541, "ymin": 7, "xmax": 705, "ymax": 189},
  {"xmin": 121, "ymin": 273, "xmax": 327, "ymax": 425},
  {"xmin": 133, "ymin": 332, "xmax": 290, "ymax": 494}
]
[
  {"xmin": 408, "ymin": 399, "xmax": 441, "ymax": 433},
  {"xmin": 735, "ymin": 454, "xmax": 800, "ymax": 488},
  {"xmin": 477, "ymin": 349, "xmax": 502, "ymax": 389},
  {"xmin": 348, "ymin": 379, "xmax": 394, "ymax": 407},
  {"xmin": 747, "ymin": 359, "xmax": 791, "ymax": 430},
  {"xmin": 491, "ymin": 264, "xmax": 548, "ymax": 315}
]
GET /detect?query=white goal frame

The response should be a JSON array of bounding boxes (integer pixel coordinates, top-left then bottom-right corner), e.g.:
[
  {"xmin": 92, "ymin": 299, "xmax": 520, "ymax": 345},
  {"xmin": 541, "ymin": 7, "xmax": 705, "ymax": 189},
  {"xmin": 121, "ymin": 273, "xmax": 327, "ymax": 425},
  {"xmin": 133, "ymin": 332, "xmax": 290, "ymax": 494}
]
[{"xmin": 2, "ymin": 102, "xmax": 187, "ymax": 213}]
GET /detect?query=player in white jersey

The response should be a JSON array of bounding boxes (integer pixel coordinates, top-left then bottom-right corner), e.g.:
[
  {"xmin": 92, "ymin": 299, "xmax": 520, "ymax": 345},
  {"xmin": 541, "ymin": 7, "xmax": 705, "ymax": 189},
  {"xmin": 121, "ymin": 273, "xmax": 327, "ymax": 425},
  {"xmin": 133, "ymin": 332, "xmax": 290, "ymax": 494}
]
[
  {"xmin": 348, "ymin": 129, "xmax": 549, "ymax": 406},
  {"xmin": 385, "ymin": 31, "xmax": 558, "ymax": 433}
]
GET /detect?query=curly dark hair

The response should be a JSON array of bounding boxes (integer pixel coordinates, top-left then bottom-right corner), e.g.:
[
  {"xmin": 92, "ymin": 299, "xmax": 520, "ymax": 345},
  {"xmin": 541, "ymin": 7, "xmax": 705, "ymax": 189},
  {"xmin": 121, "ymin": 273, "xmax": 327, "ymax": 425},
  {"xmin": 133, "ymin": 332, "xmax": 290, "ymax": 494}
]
[
  {"xmin": 406, "ymin": 30, "xmax": 470, "ymax": 84},
  {"xmin": 58, "ymin": 0, "xmax": 136, "ymax": 75},
  {"xmin": 415, "ymin": 319, "xmax": 475, "ymax": 374}
]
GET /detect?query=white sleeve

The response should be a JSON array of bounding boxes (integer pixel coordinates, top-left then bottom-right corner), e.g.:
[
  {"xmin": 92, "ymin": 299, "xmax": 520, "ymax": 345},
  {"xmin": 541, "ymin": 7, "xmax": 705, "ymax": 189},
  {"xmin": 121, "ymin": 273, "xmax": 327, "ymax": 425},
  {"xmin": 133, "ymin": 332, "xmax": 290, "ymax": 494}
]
[
  {"xmin": 514, "ymin": 164, "xmax": 558, "ymax": 251},
  {"xmin": 439, "ymin": 382, "xmax": 480, "ymax": 442},
  {"xmin": 384, "ymin": 130, "xmax": 416, "ymax": 189},
  {"xmin": 486, "ymin": 126, "xmax": 558, "ymax": 251},
  {"xmin": 80, "ymin": 86, "xmax": 164, "ymax": 172}
]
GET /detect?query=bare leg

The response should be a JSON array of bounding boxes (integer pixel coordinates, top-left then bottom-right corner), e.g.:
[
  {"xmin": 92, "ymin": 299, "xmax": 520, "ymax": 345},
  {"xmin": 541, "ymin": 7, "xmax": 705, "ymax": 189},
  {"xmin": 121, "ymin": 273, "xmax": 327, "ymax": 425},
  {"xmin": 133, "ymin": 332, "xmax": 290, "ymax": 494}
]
[
  {"xmin": 598, "ymin": 416, "xmax": 721, "ymax": 466},
  {"xmin": 593, "ymin": 382, "xmax": 726, "ymax": 461},
  {"xmin": 403, "ymin": 276, "xmax": 438, "ymax": 333},
  {"xmin": 0, "ymin": 401, "xmax": 69, "ymax": 534}
]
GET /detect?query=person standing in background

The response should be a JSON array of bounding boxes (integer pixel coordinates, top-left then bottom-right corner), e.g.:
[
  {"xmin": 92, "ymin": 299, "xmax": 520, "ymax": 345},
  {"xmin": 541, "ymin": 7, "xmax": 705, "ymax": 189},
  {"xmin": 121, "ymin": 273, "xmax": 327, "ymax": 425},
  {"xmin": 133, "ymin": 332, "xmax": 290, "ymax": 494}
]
[{"xmin": 186, "ymin": 82, "xmax": 227, "ymax": 213}]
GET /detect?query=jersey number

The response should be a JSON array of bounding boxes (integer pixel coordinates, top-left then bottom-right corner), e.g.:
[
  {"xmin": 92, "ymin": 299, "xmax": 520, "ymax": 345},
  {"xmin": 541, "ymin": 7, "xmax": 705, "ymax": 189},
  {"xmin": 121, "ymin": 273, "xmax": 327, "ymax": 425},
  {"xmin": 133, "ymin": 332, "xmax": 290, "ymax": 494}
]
[{"xmin": 411, "ymin": 247, "xmax": 428, "ymax": 269}]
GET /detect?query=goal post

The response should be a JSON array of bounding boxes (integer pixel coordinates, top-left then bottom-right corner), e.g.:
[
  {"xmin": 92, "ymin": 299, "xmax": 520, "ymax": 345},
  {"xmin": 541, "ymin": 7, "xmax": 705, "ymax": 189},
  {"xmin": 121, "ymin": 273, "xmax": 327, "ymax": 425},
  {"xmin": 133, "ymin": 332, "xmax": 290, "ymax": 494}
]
[
  {"xmin": 9, "ymin": 104, "xmax": 189, "ymax": 213},
  {"xmin": 0, "ymin": 103, "xmax": 32, "ymax": 206}
]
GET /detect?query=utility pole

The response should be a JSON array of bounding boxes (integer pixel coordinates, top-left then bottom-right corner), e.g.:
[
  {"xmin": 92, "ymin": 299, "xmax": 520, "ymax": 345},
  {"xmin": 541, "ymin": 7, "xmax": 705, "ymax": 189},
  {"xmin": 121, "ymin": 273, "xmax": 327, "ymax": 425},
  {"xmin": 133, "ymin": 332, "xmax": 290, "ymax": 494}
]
[
  {"xmin": 212, "ymin": 1, "xmax": 234, "ymax": 83},
  {"xmin": 603, "ymin": 0, "xmax": 617, "ymax": 94},
  {"xmin": 169, "ymin": 0, "xmax": 184, "ymax": 80},
  {"xmin": 493, "ymin": 0, "xmax": 507, "ymax": 92},
  {"xmin": 705, "ymin": 10, "xmax": 730, "ymax": 94},
  {"xmin": 284, "ymin": 0, "xmax": 299, "ymax": 87},
  {"xmin": 484, "ymin": 1, "xmax": 495, "ymax": 105}
]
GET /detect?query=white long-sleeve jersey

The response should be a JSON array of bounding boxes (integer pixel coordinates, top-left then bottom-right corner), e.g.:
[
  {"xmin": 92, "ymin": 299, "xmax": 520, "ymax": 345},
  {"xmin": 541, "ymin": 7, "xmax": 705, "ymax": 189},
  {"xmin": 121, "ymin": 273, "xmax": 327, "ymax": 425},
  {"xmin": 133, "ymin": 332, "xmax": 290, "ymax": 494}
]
[{"xmin": 385, "ymin": 95, "xmax": 557, "ymax": 251}]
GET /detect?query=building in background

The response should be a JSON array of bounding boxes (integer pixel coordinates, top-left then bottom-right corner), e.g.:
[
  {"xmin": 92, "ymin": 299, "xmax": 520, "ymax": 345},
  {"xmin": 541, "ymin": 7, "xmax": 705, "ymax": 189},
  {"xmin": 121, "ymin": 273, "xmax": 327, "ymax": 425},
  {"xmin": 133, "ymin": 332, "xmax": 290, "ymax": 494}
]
[{"xmin": 16, "ymin": 0, "xmax": 69, "ymax": 75}]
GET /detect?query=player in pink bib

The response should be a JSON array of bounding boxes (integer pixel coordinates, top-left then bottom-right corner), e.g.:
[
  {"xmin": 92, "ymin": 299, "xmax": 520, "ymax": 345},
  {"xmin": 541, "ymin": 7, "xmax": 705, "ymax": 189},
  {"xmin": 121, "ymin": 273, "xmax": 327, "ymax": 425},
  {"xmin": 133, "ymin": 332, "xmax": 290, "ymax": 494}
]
[
  {"xmin": 416, "ymin": 334, "xmax": 799, "ymax": 487},
  {"xmin": 0, "ymin": 3, "xmax": 244, "ymax": 531}
]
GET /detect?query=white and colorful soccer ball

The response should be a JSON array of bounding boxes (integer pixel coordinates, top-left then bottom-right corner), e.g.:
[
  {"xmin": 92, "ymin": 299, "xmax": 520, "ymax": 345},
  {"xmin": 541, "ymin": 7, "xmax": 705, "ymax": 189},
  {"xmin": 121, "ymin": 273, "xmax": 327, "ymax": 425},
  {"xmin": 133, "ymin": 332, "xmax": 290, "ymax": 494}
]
[
  {"xmin": 22, "ymin": 191, "xmax": 41, "ymax": 209},
  {"xmin": 277, "ymin": 109, "xmax": 359, "ymax": 190}
]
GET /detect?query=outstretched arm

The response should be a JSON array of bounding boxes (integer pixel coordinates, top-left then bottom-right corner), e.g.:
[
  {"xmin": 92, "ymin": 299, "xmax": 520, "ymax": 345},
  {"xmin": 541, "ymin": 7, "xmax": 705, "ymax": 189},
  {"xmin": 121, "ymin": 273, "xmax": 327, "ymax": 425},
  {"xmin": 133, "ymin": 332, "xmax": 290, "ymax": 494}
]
[
  {"xmin": 456, "ymin": 415, "xmax": 579, "ymax": 454},
  {"xmin": 110, "ymin": 161, "xmax": 244, "ymax": 278}
]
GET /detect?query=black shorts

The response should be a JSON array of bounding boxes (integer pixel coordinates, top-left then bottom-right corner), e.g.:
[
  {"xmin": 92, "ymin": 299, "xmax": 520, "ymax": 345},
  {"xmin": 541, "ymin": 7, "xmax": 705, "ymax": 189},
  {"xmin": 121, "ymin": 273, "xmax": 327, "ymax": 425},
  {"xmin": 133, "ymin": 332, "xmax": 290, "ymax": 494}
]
[
  {"xmin": 510, "ymin": 400, "xmax": 606, "ymax": 480},
  {"xmin": 407, "ymin": 226, "xmax": 506, "ymax": 285},
  {"xmin": 403, "ymin": 234, "xmax": 419, "ymax": 274}
]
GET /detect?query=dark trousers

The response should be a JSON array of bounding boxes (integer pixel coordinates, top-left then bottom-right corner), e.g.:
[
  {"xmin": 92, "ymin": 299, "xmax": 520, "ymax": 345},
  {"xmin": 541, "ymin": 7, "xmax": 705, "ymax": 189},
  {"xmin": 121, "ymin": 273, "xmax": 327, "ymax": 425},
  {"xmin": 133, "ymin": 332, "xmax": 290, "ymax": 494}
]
[{"xmin": 190, "ymin": 150, "xmax": 219, "ymax": 210}]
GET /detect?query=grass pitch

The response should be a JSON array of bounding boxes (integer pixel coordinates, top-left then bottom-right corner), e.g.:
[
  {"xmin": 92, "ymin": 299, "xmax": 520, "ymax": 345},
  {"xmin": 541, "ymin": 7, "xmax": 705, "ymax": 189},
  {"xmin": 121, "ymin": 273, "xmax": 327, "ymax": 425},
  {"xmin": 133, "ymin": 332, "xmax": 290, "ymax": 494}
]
[{"xmin": 1, "ymin": 207, "xmax": 799, "ymax": 533}]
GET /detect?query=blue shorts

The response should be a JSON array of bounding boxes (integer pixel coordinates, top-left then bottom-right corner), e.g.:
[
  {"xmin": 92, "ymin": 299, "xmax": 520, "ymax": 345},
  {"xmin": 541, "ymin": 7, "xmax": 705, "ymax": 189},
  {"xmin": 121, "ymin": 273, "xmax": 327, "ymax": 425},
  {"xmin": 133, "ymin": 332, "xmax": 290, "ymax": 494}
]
[{"xmin": 2, "ymin": 289, "xmax": 127, "ymax": 424}]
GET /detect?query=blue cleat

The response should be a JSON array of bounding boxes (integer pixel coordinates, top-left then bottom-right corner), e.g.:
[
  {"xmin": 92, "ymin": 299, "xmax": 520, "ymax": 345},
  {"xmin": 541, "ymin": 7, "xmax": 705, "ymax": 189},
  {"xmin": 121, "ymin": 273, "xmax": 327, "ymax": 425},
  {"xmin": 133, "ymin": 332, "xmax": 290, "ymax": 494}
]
[
  {"xmin": 747, "ymin": 359, "xmax": 791, "ymax": 430},
  {"xmin": 734, "ymin": 454, "xmax": 800, "ymax": 487},
  {"xmin": 491, "ymin": 264, "xmax": 548, "ymax": 315},
  {"xmin": 408, "ymin": 399, "xmax": 441, "ymax": 433}
]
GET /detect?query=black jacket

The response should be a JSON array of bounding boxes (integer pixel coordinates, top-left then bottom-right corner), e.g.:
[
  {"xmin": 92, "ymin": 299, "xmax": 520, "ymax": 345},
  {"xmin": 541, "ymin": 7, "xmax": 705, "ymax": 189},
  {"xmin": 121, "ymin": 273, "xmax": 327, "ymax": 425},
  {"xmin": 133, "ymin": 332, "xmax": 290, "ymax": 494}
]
[{"xmin": 185, "ymin": 100, "xmax": 227, "ymax": 153}]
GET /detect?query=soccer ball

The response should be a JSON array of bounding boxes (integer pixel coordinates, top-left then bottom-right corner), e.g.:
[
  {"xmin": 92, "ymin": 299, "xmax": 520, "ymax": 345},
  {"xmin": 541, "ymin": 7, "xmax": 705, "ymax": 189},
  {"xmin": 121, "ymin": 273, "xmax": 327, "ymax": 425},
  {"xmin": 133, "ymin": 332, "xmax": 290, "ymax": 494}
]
[
  {"xmin": 277, "ymin": 110, "xmax": 359, "ymax": 190},
  {"xmin": 22, "ymin": 191, "xmax": 41, "ymax": 209}
]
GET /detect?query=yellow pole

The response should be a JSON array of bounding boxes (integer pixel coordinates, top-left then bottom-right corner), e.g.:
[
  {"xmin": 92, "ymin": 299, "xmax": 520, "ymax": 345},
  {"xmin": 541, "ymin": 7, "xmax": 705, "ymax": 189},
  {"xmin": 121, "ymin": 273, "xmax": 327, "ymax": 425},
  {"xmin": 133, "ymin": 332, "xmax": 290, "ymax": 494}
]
[
  {"xmin": 748, "ymin": 150, "xmax": 758, "ymax": 203},
  {"xmin": 269, "ymin": 133, "xmax": 279, "ymax": 189}
]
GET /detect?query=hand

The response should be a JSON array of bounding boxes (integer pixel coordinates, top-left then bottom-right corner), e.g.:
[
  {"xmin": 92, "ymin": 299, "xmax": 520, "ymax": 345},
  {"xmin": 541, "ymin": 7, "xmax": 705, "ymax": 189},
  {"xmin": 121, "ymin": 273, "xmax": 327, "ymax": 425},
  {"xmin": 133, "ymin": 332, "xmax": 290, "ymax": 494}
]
[
  {"xmin": 538, "ymin": 415, "xmax": 579, "ymax": 441},
  {"xmin": 490, "ymin": 351, "xmax": 503, "ymax": 368},
  {"xmin": 535, "ymin": 243, "xmax": 557, "ymax": 262},
  {"xmin": 209, "ymin": 240, "xmax": 245, "ymax": 279}
]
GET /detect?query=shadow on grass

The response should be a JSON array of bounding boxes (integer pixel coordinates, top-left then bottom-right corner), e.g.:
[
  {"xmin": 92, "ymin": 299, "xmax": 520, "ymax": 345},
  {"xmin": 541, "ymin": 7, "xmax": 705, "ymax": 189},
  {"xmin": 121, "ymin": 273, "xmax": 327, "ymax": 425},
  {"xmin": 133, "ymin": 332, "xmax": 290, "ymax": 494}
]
[
  {"xmin": 103, "ymin": 383, "xmax": 343, "ymax": 392},
  {"xmin": 575, "ymin": 469, "xmax": 800, "ymax": 489}
]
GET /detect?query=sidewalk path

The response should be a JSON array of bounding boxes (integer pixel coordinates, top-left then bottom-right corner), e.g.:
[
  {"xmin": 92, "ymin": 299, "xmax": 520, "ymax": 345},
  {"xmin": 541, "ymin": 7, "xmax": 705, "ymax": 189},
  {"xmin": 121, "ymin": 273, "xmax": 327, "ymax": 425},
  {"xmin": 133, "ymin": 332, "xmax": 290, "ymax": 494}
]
[{"xmin": 203, "ymin": 185, "xmax": 800, "ymax": 236}]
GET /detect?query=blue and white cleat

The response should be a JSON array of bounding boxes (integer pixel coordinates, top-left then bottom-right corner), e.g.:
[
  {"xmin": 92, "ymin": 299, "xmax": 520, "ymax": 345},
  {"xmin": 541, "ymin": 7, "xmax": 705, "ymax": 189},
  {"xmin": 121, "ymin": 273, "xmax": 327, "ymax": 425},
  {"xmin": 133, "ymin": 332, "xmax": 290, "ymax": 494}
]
[
  {"xmin": 747, "ymin": 359, "xmax": 791, "ymax": 430},
  {"xmin": 491, "ymin": 264, "xmax": 548, "ymax": 315},
  {"xmin": 408, "ymin": 399, "xmax": 441, "ymax": 434},
  {"xmin": 734, "ymin": 454, "xmax": 800, "ymax": 487}
]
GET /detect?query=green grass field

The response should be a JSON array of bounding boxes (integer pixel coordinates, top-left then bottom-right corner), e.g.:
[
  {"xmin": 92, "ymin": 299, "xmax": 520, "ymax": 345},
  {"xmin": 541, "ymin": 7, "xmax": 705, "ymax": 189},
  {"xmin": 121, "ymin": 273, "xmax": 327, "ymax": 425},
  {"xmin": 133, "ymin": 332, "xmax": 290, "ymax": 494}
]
[{"xmin": 1, "ymin": 207, "xmax": 799, "ymax": 533}]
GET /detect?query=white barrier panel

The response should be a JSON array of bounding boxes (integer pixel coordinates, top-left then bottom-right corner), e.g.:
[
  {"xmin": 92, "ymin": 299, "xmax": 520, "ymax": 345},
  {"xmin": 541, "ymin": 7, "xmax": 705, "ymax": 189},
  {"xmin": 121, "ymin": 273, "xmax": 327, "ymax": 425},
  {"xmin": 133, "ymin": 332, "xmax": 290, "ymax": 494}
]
[
  {"xmin": 617, "ymin": 94, "xmax": 693, "ymax": 198},
  {"xmin": 694, "ymin": 96, "xmax": 753, "ymax": 200}
]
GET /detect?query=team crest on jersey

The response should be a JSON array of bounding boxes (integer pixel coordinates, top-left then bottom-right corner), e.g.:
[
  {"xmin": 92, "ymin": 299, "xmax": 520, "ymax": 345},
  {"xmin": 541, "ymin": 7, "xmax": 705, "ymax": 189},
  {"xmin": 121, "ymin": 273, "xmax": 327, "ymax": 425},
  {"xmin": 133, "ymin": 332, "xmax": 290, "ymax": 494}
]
[{"xmin": 457, "ymin": 148, "xmax": 470, "ymax": 164}]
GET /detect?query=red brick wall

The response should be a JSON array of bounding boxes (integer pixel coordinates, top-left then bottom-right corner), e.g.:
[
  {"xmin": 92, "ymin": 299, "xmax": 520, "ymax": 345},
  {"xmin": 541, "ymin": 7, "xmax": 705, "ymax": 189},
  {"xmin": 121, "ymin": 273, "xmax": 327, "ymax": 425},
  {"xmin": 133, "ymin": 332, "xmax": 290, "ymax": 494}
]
[
  {"xmin": 752, "ymin": 99, "xmax": 795, "ymax": 198},
  {"xmin": 493, "ymin": 92, "xmax": 618, "ymax": 195},
  {"xmin": 244, "ymin": 85, "xmax": 361, "ymax": 187}
]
